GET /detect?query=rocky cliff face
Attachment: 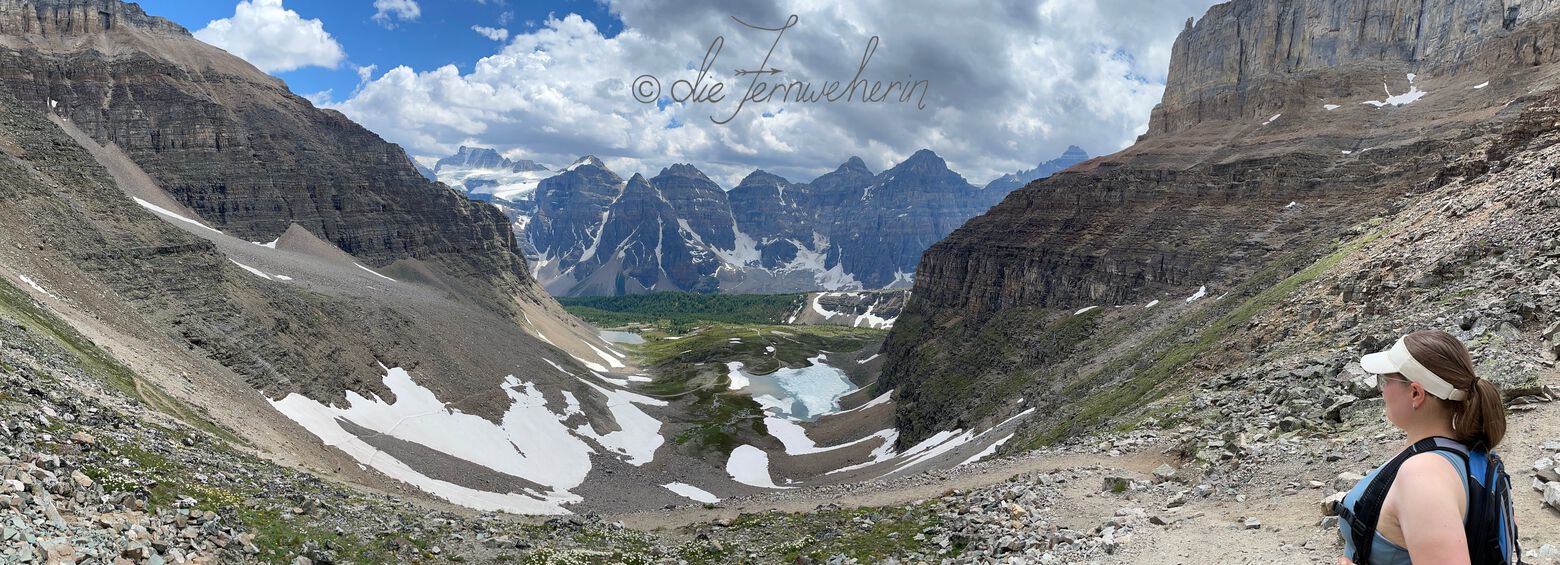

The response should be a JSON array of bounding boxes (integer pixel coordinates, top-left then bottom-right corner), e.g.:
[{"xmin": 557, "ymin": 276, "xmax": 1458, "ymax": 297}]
[
  {"xmin": 879, "ymin": 0, "xmax": 1560, "ymax": 448},
  {"xmin": 729, "ymin": 170, "xmax": 819, "ymax": 269},
  {"xmin": 832, "ymin": 149, "xmax": 998, "ymax": 288},
  {"xmin": 0, "ymin": 0, "xmax": 526, "ymax": 289},
  {"xmin": 1147, "ymin": 0, "xmax": 1560, "ymax": 136},
  {"xmin": 651, "ymin": 164, "xmax": 738, "ymax": 252}
]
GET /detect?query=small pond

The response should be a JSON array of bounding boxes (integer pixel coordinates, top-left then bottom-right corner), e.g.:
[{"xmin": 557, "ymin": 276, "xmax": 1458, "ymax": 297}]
[
  {"xmin": 598, "ymin": 330, "xmax": 645, "ymax": 344},
  {"xmin": 733, "ymin": 354, "xmax": 856, "ymax": 421}
]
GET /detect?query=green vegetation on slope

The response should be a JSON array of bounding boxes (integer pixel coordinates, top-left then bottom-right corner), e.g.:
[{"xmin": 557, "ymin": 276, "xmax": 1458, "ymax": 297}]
[
  {"xmin": 559, "ymin": 292, "xmax": 806, "ymax": 332},
  {"xmin": 1026, "ymin": 220, "xmax": 1390, "ymax": 447},
  {"xmin": 0, "ymin": 277, "xmax": 242, "ymax": 445}
]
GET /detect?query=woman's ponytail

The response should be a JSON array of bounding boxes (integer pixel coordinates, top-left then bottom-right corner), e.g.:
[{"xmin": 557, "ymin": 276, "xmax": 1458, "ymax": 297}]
[
  {"xmin": 1452, "ymin": 376, "xmax": 1506, "ymax": 450},
  {"xmin": 1404, "ymin": 330, "xmax": 1507, "ymax": 450}
]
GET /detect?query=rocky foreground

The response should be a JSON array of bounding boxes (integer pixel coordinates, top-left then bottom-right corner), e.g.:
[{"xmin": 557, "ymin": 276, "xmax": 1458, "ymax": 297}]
[{"xmin": 5, "ymin": 271, "xmax": 1559, "ymax": 564}]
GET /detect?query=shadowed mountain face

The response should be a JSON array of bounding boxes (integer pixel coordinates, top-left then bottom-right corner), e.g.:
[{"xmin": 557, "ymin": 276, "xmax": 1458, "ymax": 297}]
[
  {"xmin": 0, "ymin": 1, "xmax": 527, "ymax": 289},
  {"xmin": 876, "ymin": 0, "xmax": 1560, "ymax": 449},
  {"xmin": 518, "ymin": 147, "xmax": 1085, "ymax": 296},
  {"xmin": 0, "ymin": 0, "xmax": 715, "ymax": 515}
]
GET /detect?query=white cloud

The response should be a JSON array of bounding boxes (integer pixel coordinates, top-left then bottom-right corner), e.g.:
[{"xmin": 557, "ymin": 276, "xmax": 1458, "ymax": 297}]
[
  {"xmin": 331, "ymin": 0, "xmax": 1219, "ymax": 186},
  {"xmin": 193, "ymin": 0, "xmax": 345, "ymax": 73},
  {"xmin": 302, "ymin": 89, "xmax": 333, "ymax": 106},
  {"xmin": 373, "ymin": 0, "xmax": 421, "ymax": 28},
  {"xmin": 472, "ymin": 25, "xmax": 510, "ymax": 42}
]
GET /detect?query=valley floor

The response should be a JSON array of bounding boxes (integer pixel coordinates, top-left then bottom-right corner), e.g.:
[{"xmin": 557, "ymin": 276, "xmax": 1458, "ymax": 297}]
[{"xmin": 5, "ymin": 285, "xmax": 1560, "ymax": 563}]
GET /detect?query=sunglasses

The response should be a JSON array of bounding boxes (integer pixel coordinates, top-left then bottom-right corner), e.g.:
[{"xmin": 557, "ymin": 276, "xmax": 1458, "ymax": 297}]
[{"xmin": 1373, "ymin": 373, "xmax": 1411, "ymax": 389}]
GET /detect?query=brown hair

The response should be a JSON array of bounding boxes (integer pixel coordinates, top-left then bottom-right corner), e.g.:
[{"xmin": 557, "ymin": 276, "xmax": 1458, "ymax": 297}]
[{"xmin": 1403, "ymin": 330, "xmax": 1506, "ymax": 449}]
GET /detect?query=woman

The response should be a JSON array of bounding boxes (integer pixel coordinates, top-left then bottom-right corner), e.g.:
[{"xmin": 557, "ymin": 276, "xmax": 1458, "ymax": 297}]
[{"xmin": 1337, "ymin": 330, "xmax": 1507, "ymax": 565}]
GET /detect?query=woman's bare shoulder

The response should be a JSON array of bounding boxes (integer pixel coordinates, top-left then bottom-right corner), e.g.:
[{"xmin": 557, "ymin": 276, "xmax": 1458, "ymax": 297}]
[{"xmin": 1394, "ymin": 452, "xmax": 1464, "ymax": 495}]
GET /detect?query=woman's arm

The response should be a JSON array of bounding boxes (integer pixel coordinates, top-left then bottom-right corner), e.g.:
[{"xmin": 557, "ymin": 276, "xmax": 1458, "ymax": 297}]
[{"xmin": 1393, "ymin": 453, "xmax": 1471, "ymax": 565}]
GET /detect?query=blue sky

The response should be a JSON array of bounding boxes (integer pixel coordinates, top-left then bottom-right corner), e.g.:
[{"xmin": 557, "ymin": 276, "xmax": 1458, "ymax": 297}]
[
  {"xmin": 138, "ymin": 0, "xmax": 1219, "ymax": 187},
  {"xmin": 148, "ymin": 0, "xmax": 623, "ymax": 105}
]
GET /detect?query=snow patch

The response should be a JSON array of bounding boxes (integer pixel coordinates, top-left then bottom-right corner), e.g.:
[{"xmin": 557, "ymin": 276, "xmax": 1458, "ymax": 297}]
[
  {"xmin": 1323, "ymin": 104, "xmax": 1341, "ymax": 111},
  {"xmin": 764, "ymin": 416, "xmax": 892, "ymax": 456},
  {"xmin": 541, "ymin": 358, "xmax": 574, "ymax": 377},
  {"xmin": 560, "ymin": 391, "xmax": 583, "ymax": 418},
  {"xmin": 132, "ymin": 197, "xmax": 221, "ymax": 234},
  {"xmin": 958, "ymin": 433, "xmax": 1014, "ymax": 467},
  {"xmin": 857, "ymin": 354, "xmax": 880, "ymax": 364},
  {"xmin": 851, "ymin": 300, "xmax": 894, "ymax": 329},
  {"xmin": 884, "ymin": 408, "xmax": 1034, "ymax": 476},
  {"xmin": 252, "ymin": 238, "xmax": 279, "ymax": 249},
  {"xmin": 1074, "ymin": 305, "xmax": 1097, "ymax": 315},
  {"xmin": 566, "ymin": 353, "xmax": 608, "ymax": 373},
  {"xmin": 1144, "ymin": 300, "xmax": 1159, "ymax": 309},
  {"xmin": 809, "ymin": 293, "xmax": 838, "ymax": 319},
  {"xmin": 354, "ymin": 263, "xmax": 396, "ymax": 282},
  {"xmin": 825, "ymin": 429, "xmax": 902, "ymax": 475},
  {"xmin": 726, "ymin": 362, "xmax": 749, "ymax": 390},
  {"xmin": 228, "ymin": 259, "xmax": 291, "ymax": 282},
  {"xmin": 585, "ymin": 342, "xmax": 624, "ymax": 369},
  {"xmin": 1473, "ymin": 81, "xmax": 1490, "ymax": 89},
  {"xmin": 572, "ymin": 379, "xmax": 665, "ymax": 466},
  {"xmin": 711, "ymin": 221, "xmax": 763, "ymax": 268},
  {"xmin": 726, "ymin": 445, "xmax": 792, "ymax": 489},
  {"xmin": 834, "ymin": 391, "xmax": 892, "ymax": 414},
  {"xmin": 17, "ymin": 274, "xmax": 58, "ymax": 300},
  {"xmin": 662, "ymin": 483, "xmax": 720, "ymax": 504},
  {"xmin": 268, "ymin": 367, "xmax": 592, "ymax": 514},
  {"xmin": 1185, "ymin": 285, "xmax": 1207, "ymax": 303},
  {"xmin": 1260, "ymin": 113, "xmax": 1281, "ymax": 126},
  {"xmin": 588, "ymin": 371, "xmax": 629, "ymax": 387},
  {"xmin": 1363, "ymin": 82, "xmax": 1428, "ymax": 107}
]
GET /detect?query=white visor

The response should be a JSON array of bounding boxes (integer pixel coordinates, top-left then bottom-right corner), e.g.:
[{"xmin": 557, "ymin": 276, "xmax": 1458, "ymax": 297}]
[{"xmin": 1360, "ymin": 336, "xmax": 1467, "ymax": 401}]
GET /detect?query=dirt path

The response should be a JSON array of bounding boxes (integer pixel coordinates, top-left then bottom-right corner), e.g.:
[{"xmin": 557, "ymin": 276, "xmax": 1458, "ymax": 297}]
[
  {"xmin": 615, "ymin": 383, "xmax": 1560, "ymax": 564},
  {"xmin": 615, "ymin": 448, "xmax": 1173, "ymax": 532}
]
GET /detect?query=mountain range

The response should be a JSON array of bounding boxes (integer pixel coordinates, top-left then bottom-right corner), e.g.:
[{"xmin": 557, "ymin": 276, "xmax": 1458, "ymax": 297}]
[
  {"xmin": 429, "ymin": 146, "xmax": 1090, "ymax": 296},
  {"xmin": 7, "ymin": 0, "xmax": 1560, "ymax": 559}
]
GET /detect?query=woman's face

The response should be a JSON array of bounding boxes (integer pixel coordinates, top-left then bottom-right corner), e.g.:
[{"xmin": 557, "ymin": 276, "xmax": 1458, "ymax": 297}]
[{"xmin": 1379, "ymin": 372, "xmax": 1416, "ymax": 427}]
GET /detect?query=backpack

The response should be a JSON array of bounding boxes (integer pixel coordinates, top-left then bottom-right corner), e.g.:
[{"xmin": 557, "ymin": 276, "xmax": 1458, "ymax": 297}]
[{"xmin": 1337, "ymin": 436, "xmax": 1523, "ymax": 565}]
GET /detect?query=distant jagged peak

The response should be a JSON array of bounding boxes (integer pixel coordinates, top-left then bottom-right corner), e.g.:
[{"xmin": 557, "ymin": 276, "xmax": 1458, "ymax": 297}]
[
  {"xmin": 835, "ymin": 156, "xmax": 872, "ymax": 174},
  {"xmin": 565, "ymin": 155, "xmax": 608, "ymax": 172},
  {"xmin": 511, "ymin": 159, "xmax": 548, "ymax": 172},
  {"xmin": 737, "ymin": 169, "xmax": 790, "ymax": 186},
  {"xmin": 656, "ymin": 163, "xmax": 711, "ymax": 180},
  {"xmin": 622, "ymin": 172, "xmax": 655, "ymax": 191},
  {"xmin": 887, "ymin": 148, "xmax": 952, "ymax": 174},
  {"xmin": 435, "ymin": 146, "xmax": 510, "ymax": 172},
  {"xmin": 983, "ymin": 144, "xmax": 1090, "ymax": 191}
]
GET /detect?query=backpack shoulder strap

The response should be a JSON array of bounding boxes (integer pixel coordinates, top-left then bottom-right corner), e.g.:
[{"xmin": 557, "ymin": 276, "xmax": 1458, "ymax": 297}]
[{"xmin": 1339, "ymin": 437, "xmax": 1446, "ymax": 565}]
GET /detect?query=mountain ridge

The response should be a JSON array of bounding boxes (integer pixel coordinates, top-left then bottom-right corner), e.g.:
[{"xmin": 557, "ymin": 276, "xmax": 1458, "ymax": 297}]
[{"xmin": 449, "ymin": 145, "xmax": 1087, "ymax": 296}]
